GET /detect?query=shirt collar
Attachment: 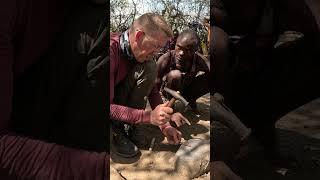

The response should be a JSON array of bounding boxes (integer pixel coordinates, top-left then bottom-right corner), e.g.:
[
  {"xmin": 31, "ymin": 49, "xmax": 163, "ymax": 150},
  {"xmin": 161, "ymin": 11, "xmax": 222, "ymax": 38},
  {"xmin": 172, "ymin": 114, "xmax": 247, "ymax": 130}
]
[{"xmin": 120, "ymin": 30, "xmax": 136, "ymax": 62}]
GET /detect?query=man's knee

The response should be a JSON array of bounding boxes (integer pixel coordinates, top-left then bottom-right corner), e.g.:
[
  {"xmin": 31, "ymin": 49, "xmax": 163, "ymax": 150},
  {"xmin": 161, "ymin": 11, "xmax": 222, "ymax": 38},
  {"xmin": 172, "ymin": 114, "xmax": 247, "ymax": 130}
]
[{"xmin": 166, "ymin": 70, "xmax": 183, "ymax": 84}]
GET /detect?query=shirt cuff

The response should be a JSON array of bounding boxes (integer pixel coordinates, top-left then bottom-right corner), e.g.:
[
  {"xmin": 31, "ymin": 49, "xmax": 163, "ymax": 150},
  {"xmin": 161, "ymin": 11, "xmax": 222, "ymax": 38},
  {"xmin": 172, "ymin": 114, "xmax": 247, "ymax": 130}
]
[{"xmin": 139, "ymin": 110, "xmax": 151, "ymax": 124}]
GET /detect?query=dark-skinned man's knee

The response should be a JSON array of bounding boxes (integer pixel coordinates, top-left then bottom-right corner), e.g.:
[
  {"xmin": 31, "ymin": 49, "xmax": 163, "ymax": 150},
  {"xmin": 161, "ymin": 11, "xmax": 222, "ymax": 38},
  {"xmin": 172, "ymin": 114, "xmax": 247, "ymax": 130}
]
[{"xmin": 166, "ymin": 69, "xmax": 183, "ymax": 91}]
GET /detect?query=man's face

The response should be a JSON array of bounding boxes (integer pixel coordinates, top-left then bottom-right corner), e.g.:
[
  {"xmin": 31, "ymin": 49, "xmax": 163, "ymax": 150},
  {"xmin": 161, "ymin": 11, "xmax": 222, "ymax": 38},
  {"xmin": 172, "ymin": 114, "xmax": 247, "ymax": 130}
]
[
  {"xmin": 130, "ymin": 30, "xmax": 169, "ymax": 63},
  {"xmin": 174, "ymin": 35, "xmax": 197, "ymax": 70}
]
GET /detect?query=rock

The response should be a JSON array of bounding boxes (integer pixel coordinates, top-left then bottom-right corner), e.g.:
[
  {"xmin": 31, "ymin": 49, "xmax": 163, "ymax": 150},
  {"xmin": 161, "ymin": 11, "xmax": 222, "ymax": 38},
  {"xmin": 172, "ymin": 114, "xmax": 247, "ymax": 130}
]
[
  {"xmin": 110, "ymin": 166, "xmax": 124, "ymax": 180},
  {"xmin": 175, "ymin": 139, "xmax": 210, "ymax": 178}
]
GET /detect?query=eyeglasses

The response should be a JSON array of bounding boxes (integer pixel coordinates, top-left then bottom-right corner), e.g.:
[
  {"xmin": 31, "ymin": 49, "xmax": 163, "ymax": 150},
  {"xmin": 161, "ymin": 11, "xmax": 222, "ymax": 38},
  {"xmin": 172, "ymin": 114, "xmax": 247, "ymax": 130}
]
[{"xmin": 144, "ymin": 35, "xmax": 167, "ymax": 52}]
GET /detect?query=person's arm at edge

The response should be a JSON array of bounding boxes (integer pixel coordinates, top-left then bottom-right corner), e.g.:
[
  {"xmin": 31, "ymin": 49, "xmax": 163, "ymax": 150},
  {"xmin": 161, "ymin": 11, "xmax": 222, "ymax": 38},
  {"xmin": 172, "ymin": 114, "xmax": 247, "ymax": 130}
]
[
  {"xmin": 0, "ymin": 133, "xmax": 109, "ymax": 179},
  {"xmin": 0, "ymin": 2, "xmax": 109, "ymax": 179},
  {"xmin": 0, "ymin": 0, "xmax": 15, "ymax": 135}
]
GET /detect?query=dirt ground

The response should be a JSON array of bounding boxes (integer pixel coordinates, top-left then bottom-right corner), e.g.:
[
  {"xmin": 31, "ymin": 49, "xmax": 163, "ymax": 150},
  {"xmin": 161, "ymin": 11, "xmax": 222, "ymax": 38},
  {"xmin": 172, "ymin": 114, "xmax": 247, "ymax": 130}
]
[
  {"xmin": 110, "ymin": 93, "xmax": 320, "ymax": 180},
  {"xmin": 110, "ymin": 94, "xmax": 211, "ymax": 180},
  {"xmin": 231, "ymin": 97, "xmax": 320, "ymax": 180}
]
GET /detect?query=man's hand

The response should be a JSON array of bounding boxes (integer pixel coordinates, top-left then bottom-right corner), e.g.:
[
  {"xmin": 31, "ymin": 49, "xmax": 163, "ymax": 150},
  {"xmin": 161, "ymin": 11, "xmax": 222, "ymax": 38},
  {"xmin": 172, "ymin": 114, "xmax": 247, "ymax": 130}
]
[
  {"xmin": 150, "ymin": 101, "xmax": 173, "ymax": 126},
  {"xmin": 162, "ymin": 125, "xmax": 182, "ymax": 145},
  {"xmin": 171, "ymin": 112, "xmax": 190, "ymax": 127}
]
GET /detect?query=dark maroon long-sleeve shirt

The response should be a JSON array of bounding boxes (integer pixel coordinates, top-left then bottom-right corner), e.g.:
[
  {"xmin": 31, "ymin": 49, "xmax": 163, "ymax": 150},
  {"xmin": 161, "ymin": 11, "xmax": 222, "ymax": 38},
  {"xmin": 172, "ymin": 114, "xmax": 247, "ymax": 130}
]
[
  {"xmin": 0, "ymin": 1, "xmax": 109, "ymax": 179},
  {"xmin": 109, "ymin": 32, "xmax": 163, "ymax": 124}
]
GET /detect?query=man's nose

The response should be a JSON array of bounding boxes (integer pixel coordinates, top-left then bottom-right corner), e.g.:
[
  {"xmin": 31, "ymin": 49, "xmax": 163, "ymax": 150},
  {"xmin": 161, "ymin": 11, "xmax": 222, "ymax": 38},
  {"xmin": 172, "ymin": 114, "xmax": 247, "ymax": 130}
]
[{"xmin": 179, "ymin": 50, "xmax": 184, "ymax": 56}]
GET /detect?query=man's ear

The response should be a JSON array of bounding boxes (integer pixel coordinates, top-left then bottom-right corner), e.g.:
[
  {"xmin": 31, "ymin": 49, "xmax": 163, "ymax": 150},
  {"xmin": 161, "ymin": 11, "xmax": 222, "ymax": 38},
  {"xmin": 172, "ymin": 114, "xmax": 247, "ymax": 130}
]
[{"xmin": 135, "ymin": 30, "xmax": 144, "ymax": 42}]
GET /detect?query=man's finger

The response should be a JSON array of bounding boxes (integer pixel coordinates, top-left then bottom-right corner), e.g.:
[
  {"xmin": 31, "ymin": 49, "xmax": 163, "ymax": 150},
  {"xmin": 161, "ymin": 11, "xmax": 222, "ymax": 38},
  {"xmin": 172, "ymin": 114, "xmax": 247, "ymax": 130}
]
[
  {"xmin": 178, "ymin": 131, "xmax": 182, "ymax": 138},
  {"xmin": 177, "ymin": 133, "xmax": 182, "ymax": 145},
  {"xmin": 171, "ymin": 114, "xmax": 183, "ymax": 126},
  {"xmin": 160, "ymin": 101, "xmax": 170, "ymax": 107},
  {"xmin": 161, "ymin": 107, "xmax": 173, "ymax": 114},
  {"xmin": 173, "ymin": 133, "xmax": 180, "ymax": 145},
  {"xmin": 158, "ymin": 121, "xmax": 166, "ymax": 126},
  {"xmin": 180, "ymin": 114, "xmax": 191, "ymax": 125},
  {"xmin": 163, "ymin": 113, "xmax": 171, "ymax": 122},
  {"xmin": 173, "ymin": 113, "xmax": 190, "ymax": 126},
  {"xmin": 167, "ymin": 137, "xmax": 174, "ymax": 144},
  {"xmin": 173, "ymin": 119, "xmax": 182, "ymax": 127},
  {"xmin": 182, "ymin": 116, "xmax": 191, "ymax": 126}
]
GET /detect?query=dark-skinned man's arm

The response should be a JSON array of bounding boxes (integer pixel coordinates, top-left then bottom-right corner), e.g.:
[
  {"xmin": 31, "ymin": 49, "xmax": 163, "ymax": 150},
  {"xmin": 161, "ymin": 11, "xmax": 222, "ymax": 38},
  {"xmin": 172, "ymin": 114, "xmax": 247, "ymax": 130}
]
[{"xmin": 155, "ymin": 51, "xmax": 171, "ymax": 91}]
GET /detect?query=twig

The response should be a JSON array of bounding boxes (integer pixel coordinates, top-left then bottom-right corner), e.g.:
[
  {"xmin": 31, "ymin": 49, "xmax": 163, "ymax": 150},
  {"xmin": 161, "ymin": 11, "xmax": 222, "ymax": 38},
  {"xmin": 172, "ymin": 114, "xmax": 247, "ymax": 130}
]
[{"xmin": 149, "ymin": 137, "xmax": 156, "ymax": 151}]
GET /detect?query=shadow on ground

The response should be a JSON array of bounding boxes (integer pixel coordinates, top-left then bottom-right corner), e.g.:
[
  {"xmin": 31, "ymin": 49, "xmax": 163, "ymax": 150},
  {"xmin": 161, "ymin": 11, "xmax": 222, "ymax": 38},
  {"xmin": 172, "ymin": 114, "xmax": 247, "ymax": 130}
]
[{"xmin": 230, "ymin": 98, "xmax": 320, "ymax": 180}]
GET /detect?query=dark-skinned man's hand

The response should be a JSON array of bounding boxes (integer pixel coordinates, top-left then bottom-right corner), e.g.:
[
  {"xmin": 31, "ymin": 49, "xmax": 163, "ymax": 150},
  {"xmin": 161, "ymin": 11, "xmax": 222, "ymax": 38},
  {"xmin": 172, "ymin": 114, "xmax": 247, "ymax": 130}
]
[
  {"xmin": 162, "ymin": 125, "xmax": 182, "ymax": 145},
  {"xmin": 170, "ymin": 112, "xmax": 189, "ymax": 127}
]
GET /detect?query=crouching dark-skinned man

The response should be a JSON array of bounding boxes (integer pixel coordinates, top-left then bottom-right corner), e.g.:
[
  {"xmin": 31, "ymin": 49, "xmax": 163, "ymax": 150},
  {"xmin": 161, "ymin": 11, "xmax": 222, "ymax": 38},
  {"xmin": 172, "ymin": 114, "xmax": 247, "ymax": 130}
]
[{"xmin": 155, "ymin": 29, "xmax": 210, "ymax": 111}]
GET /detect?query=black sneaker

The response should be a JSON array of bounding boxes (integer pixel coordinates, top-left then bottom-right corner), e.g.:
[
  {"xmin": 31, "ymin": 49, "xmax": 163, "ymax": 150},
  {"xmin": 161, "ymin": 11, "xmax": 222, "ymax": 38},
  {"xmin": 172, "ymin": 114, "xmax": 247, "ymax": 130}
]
[
  {"xmin": 130, "ymin": 127, "xmax": 149, "ymax": 148},
  {"xmin": 112, "ymin": 131, "xmax": 139, "ymax": 158}
]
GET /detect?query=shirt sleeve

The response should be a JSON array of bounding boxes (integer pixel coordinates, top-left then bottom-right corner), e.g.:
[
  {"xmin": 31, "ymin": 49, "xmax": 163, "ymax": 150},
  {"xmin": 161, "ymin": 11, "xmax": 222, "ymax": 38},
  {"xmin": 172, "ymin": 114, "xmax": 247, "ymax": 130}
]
[
  {"xmin": 0, "ymin": 3, "xmax": 109, "ymax": 179},
  {"xmin": 0, "ymin": 133, "xmax": 109, "ymax": 180},
  {"xmin": 0, "ymin": 0, "xmax": 16, "ymax": 132}
]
